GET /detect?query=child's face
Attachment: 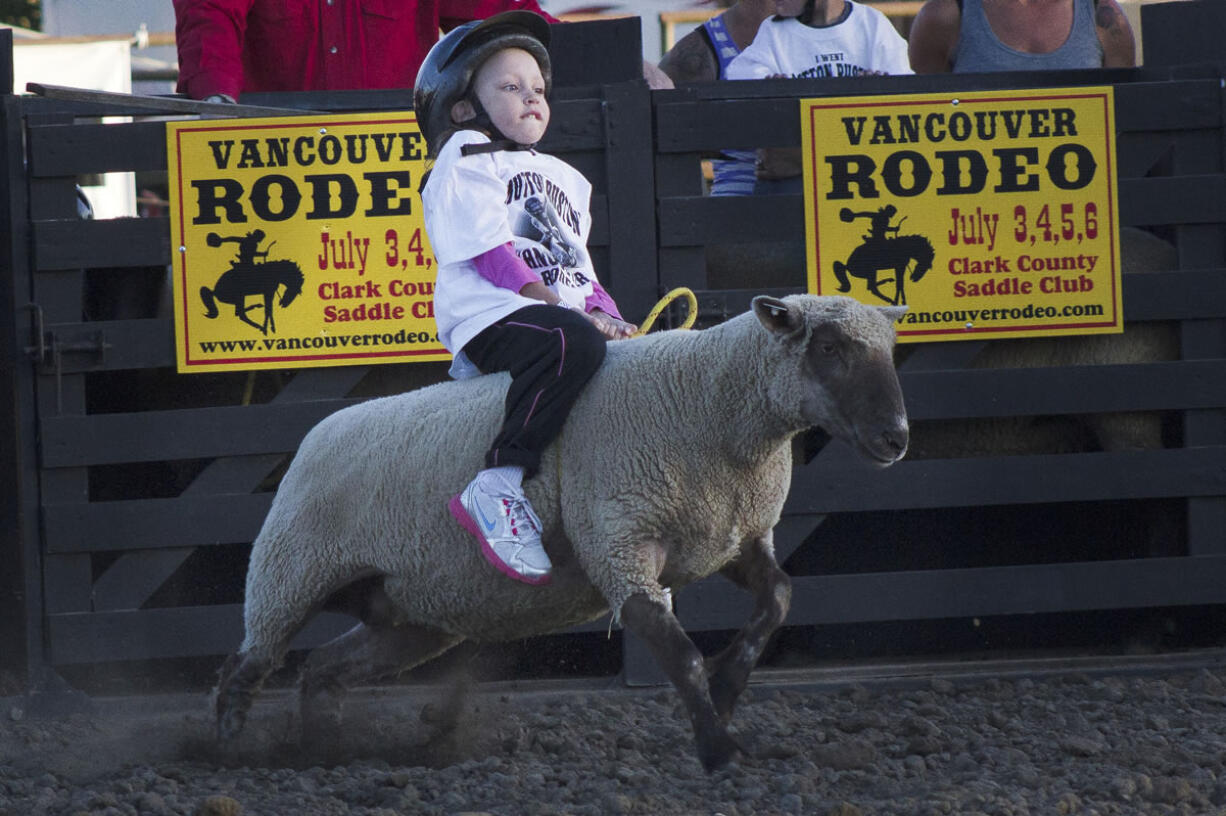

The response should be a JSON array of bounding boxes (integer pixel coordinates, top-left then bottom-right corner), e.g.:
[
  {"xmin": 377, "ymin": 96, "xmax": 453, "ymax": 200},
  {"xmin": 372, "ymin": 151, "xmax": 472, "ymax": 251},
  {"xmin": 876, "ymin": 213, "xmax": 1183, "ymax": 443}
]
[{"xmin": 452, "ymin": 48, "xmax": 550, "ymax": 146}]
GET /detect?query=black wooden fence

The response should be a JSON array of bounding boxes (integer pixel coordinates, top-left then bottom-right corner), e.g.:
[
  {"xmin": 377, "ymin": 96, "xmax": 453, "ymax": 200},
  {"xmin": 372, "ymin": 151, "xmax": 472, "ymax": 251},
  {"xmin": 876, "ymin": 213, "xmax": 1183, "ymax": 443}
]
[
  {"xmin": 3, "ymin": 9, "xmax": 1225, "ymax": 693},
  {"xmin": 654, "ymin": 66, "xmax": 1226, "ymax": 657}
]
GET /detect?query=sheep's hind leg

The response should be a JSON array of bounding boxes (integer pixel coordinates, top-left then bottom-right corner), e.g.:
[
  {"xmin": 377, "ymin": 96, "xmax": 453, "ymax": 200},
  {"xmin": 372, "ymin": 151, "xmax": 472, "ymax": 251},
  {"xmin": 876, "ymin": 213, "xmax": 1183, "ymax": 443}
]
[
  {"xmin": 620, "ymin": 591, "xmax": 741, "ymax": 772},
  {"xmin": 215, "ymin": 649, "xmax": 277, "ymax": 749},
  {"xmin": 298, "ymin": 620, "xmax": 462, "ymax": 747},
  {"xmin": 706, "ymin": 533, "xmax": 791, "ymax": 723}
]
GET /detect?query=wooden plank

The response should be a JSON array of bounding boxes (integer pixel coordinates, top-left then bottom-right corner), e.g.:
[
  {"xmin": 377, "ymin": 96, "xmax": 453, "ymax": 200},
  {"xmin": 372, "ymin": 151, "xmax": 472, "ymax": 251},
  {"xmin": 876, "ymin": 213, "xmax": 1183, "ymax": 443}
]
[
  {"xmin": 47, "ymin": 604, "xmax": 613, "ymax": 664},
  {"xmin": 35, "ymin": 217, "xmax": 169, "ymax": 270},
  {"xmin": 44, "ymin": 493, "xmax": 274, "ymax": 554},
  {"xmin": 657, "ymin": 175, "xmax": 1226, "ymax": 246},
  {"xmin": 34, "ymin": 208, "xmax": 607, "ymax": 271},
  {"xmin": 589, "ymin": 194, "xmax": 609, "ymax": 246},
  {"xmin": 1142, "ymin": 1, "xmax": 1226, "ymax": 67},
  {"xmin": 1122, "ymin": 271, "xmax": 1226, "ymax": 320},
  {"xmin": 653, "ymin": 80, "xmax": 1221, "ymax": 154},
  {"xmin": 89, "ymin": 367, "xmax": 369, "ymax": 611},
  {"xmin": 1113, "ymin": 81, "xmax": 1223, "ymax": 133},
  {"xmin": 538, "ymin": 98, "xmax": 609, "ymax": 153},
  {"xmin": 28, "ymin": 175, "xmax": 80, "ymax": 221},
  {"xmin": 45, "ymin": 552, "xmax": 1226, "ymax": 662},
  {"xmin": 1117, "ymin": 131, "xmax": 1175, "ymax": 179},
  {"xmin": 602, "ymin": 82, "xmax": 660, "ymax": 325},
  {"xmin": 658, "ymin": 195, "xmax": 802, "ymax": 245},
  {"xmin": 46, "ymin": 605, "xmax": 356, "ymax": 664},
  {"xmin": 900, "ymin": 360, "xmax": 1226, "ymax": 419},
  {"xmin": 548, "ymin": 17, "xmax": 642, "ymax": 87},
  {"xmin": 1170, "ymin": 96, "xmax": 1226, "ymax": 557},
  {"xmin": 30, "ymin": 268, "xmax": 94, "ymax": 622},
  {"xmin": 35, "ymin": 358, "xmax": 1226, "ymax": 468},
  {"xmin": 655, "ymin": 98, "xmax": 797, "ymax": 152},
  {"xmin": 50, "ymin": 434, "xmax": 1222, "ymax": 555},
  {"xmin": 23, "ymin": 96, "xmax": 607, "ymax": 178},
  {"xmin": 785, "ymin": 446, "xmax": 1226, "ymax": 514},
  {"xmin": 676, "ymin": 556, "xmax": 1226, "ymax": 630},
  {"xmin": 43, "ymin": 319, "xmax": 173, "ymax": 371},
  {"xmin": 657, "ymin": 246, "xmax": 708, "ymax": 292},
  {"xmin": 1120, "ymin": 175, "xmax": 1226, "ymax": 226},
  {"xmin": 40, "ymin": 398, "xmax": 365, "ymax": 467},
  {"xmin": 0, "ymin": 92, "xmax": 41, "ymax": 676},
  {"xmin": 27, "ymin": 82, "xmax": 317, "ymax": 117},
  {"xmin": 51, "ymin": 556, "xmax": 1226, "ymax": 662},
  {"xmin": 685, "ymin": 270, "xmax": 1226, "ymax": 324},
  {"xmin": 28, "ymin": 120, "xmax": 169, "ymax": 176},
  {"xmin": 654, "ymin": 152, "xmax": 705, "ymax": 199},
  {"xmin": 41, "ymin": 555, "xmax": 91, "ymax": 614}
]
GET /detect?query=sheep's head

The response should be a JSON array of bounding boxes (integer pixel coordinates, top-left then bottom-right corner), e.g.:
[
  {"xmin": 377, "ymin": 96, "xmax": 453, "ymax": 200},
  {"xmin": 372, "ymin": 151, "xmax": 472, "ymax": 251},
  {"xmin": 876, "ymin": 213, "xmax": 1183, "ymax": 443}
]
[{"xmin": 753, "ymin": 295, "xmax": 909, "ymax": 466}]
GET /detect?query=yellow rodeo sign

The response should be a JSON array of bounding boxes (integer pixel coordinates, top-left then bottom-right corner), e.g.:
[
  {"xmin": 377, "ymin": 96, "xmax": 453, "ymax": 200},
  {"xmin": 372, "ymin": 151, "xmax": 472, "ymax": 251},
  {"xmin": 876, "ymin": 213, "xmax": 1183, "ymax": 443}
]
[
  {"xmin": 801, "ymin": 87, "xmax": 1122, "ymax": 342},
  {"xmin": 167, "ymin": 112, "xmax": 450, "ymax": 372}
]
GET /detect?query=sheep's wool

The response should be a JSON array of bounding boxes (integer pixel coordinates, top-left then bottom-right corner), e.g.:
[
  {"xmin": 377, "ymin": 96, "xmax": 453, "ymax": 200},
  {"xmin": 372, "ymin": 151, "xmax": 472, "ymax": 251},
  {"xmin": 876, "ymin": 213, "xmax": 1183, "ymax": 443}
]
[{"xmin": 239, "ymin": 295, "xmax": 904, "ymax": 648}]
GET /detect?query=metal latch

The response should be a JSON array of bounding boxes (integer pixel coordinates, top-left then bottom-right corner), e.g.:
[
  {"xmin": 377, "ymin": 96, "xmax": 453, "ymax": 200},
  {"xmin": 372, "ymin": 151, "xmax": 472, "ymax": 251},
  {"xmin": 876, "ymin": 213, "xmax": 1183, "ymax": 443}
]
[{"xmin": 23, "ymin": 304, "xmax": 113, "ymax": 411}]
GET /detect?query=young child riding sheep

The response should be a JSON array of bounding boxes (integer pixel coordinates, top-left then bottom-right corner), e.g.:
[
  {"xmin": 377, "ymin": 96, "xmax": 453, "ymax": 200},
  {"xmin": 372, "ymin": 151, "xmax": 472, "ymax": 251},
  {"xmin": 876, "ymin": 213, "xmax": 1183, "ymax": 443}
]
[{"xmin": 415, "ymin": 11, "xmax": 636, "ymax": 586}]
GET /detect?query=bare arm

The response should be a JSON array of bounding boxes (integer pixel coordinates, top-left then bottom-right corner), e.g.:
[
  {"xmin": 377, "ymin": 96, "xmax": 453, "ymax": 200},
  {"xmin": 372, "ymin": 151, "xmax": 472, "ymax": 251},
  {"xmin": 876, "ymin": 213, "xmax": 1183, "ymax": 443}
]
[
  {"xmin": 755, "ymin": 147, "xmax": 803, "ymax": 180},
  {"xmin": 1095, "ymin": 0, "xmax": 1137, "ymax": 68},
  {"xmin": 658, "ymin": 28, "xmax": 719, "ymax": 85},
  {"xmin": 642, "ymin": 60, "xmax": 676, "ymax": 90},
  {"xmin": 908, "ymin": 0, "xmax": 961, "ymax": 74}
]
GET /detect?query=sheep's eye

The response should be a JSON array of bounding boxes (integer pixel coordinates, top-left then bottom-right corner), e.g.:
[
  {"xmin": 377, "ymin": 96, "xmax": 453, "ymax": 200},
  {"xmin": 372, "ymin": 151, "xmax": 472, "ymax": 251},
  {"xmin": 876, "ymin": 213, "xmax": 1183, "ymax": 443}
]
[{"xmin": 820, "ymin": 343, "xmax": 837, "ymax": 355}]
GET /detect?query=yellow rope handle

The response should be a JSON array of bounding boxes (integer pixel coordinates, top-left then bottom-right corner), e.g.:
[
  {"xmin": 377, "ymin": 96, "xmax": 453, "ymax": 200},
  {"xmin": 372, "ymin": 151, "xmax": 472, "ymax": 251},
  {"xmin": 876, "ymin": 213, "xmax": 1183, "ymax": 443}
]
[{"xmin": 630, "ymin": 287, "xmax": 698, "ymax": 338}]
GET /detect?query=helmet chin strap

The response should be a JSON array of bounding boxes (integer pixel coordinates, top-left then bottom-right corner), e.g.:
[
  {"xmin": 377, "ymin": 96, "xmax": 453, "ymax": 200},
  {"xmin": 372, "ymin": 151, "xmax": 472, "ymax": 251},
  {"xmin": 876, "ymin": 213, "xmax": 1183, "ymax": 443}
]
[{"xmin": 461, "ymin": 139, "xmax": 533, "ymax": 156}]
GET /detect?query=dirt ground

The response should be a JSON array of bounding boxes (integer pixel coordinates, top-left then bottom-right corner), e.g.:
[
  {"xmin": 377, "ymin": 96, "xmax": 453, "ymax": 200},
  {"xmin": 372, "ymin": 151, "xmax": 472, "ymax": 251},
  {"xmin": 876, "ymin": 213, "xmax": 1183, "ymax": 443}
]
[{"xmin": 4, "ymin": 652, "xmax": 1226, "ymax": 816}]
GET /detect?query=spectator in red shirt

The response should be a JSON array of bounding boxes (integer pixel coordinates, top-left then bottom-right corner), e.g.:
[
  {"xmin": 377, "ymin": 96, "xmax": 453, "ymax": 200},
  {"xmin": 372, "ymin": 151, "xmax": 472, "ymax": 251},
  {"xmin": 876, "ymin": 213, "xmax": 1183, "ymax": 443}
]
[{"xmin": 174, "ymin": 0, "xmax": 561, "ymax": 102}]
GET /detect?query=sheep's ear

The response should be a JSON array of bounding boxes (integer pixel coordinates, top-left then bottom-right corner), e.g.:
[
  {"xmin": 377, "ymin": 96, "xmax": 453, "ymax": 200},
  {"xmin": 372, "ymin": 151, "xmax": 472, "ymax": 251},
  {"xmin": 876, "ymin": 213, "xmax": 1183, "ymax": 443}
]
[
  {"xmin": 878, "ymin": 305, "xmax": 908, "ymax": 323},
  {"xmin": 753, "ymin": 296, "xmax": 801, "ymax": 338}
]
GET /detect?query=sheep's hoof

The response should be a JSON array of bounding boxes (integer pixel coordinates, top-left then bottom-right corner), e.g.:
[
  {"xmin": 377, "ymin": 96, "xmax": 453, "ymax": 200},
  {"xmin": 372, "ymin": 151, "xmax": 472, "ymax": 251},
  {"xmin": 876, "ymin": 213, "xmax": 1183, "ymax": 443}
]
[
  {"xmin": 698, "ymin": 733, "xmax": 743, "ymax": 773},
  {"xmin": 215, "ymin": 721, "xmax": 243, "ymax": 758}
]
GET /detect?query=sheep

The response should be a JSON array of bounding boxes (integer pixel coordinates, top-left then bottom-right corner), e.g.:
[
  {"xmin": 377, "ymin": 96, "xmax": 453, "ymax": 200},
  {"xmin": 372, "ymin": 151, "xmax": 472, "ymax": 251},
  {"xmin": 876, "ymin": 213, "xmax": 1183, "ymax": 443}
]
[
  {"xmin": 905, "ymin": 226, "xmax": 1180, "ymax": 458},
  {"xmin": 213, "ymin": 294, "xmax": 909, "ymax": 772}
]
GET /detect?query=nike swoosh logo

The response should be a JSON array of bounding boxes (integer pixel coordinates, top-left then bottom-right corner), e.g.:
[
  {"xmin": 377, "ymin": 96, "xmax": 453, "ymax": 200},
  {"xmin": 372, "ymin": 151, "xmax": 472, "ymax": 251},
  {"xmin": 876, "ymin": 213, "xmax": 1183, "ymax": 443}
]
[{"xmin": 475, "ymin": 501, "xmax": 498, "ymax": 533}]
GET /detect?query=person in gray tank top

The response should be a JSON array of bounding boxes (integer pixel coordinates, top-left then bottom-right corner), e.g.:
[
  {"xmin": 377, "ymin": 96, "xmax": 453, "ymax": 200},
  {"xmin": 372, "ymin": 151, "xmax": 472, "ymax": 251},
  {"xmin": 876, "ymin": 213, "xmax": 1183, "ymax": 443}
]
[{"xmin": 908, "ymin": 0, "xmax": 1135, "ymax": 73}]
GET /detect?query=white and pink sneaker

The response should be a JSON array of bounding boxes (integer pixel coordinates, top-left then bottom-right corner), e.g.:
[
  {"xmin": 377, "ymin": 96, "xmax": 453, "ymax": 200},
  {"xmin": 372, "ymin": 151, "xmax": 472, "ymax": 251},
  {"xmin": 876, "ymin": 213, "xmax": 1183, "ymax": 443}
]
[{"xmin": 450, "ymin": 474, "xmax": 551, "ymax": 585}]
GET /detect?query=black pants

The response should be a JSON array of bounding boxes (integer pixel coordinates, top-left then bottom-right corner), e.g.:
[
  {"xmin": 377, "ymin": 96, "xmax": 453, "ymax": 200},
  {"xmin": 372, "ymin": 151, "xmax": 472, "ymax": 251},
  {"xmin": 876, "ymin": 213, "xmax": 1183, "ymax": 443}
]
[{"xmin": 463, "ymin": 304, "xmax": 607, "ymax": 478}]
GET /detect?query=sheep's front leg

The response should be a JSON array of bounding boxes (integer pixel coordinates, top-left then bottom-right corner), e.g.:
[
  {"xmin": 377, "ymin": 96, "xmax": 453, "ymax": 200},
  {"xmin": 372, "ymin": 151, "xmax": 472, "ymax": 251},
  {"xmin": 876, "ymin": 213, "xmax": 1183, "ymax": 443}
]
[
  {"xmin": 620, "ymin": 592, "xmax": 741, "ymax": 772},
  {"xmin": 706, "ymin": 533, "xmax": 791, "ymax": 722}
]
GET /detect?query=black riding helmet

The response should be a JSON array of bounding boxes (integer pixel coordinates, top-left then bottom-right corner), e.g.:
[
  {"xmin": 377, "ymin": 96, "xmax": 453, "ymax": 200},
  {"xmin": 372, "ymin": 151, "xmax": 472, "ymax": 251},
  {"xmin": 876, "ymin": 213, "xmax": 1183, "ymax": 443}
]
[{"xmin": 414, "ymin": 11, "xmax": 552, "ymax": 158}]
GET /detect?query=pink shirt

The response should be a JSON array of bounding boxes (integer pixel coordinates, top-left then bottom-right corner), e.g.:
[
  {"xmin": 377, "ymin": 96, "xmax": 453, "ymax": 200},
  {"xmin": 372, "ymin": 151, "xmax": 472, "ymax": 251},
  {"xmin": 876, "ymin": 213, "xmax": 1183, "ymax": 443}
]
[
  {"xmin": 474, "ymin": 243, "xmax": 624, "ymax": 319},
  {"xmin": 174, "ymin": 0, "xmax": 558, "ymax": 100}
]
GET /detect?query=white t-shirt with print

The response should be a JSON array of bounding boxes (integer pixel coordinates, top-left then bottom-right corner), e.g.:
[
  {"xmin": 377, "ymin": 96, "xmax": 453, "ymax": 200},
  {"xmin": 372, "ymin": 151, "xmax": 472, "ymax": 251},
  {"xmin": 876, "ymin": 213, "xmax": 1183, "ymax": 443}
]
[
  {"xmin": 726, "ymin": 2, "xmax": 912, "ymax": 81},
  {"xmin": 423, "ymin": 129, "xmax": 596, "ymax": 379}
]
